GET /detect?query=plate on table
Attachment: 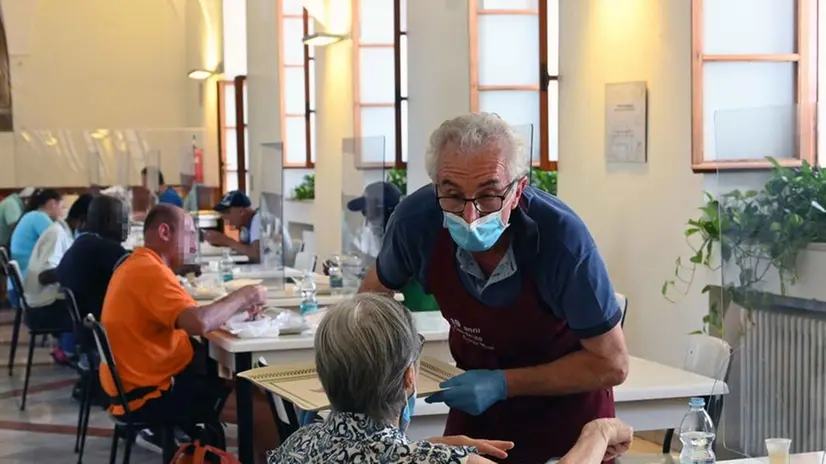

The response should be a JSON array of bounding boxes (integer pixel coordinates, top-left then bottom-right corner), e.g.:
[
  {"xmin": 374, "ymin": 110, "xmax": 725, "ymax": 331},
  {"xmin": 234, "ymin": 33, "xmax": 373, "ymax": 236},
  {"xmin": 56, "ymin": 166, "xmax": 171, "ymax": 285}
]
[
  {"xmin": 221, "ymin": 312, "xmax": 280, "ymax": 339},
  {"xmin": 262, "ymin": 308, "xmax": 312, "ymax": 335}
]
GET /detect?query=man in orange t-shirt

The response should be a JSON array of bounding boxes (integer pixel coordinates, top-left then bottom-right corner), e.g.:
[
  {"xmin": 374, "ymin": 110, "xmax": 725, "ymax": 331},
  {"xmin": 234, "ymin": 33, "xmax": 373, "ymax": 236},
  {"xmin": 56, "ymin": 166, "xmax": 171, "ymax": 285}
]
[{"xmin": 99, "ymin": 204, "xmax": 270, "ymax": 456}]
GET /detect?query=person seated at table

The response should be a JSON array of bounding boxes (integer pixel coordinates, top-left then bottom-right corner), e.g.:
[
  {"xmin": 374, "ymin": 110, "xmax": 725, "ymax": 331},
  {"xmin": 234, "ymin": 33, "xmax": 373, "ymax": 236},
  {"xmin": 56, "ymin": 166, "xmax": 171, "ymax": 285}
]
[
  {"xmin": 142, "ymin": 167, "xmax": 183, "ymax": 207},
  {"xmin": 100, "ymin": 204, "xmax": 277, "ymax": 459},
  {"xmin": 23, "ymin": 194, "xmax": 94, "ymax": 365},
  {"xmin": 0, "ymin": 186, "xmax": 35, "ymax": 248},
  {"xmin": 267, "ymin": 293, "xmax": 634, "ymax": 464},
  {"xmin": 204, "ymin": 190, "xmax": 292, "ymax": 264},
  {"xmin": 57, "ymin": 194, "xmax": 131, "ymax": 402},
  {"xmin": 8, "ymin": 189, "xmax": 64, "ymax": 307},
  {"xmin": 339, "ymin": 182, "xmax": 439, "ymax": 312}
]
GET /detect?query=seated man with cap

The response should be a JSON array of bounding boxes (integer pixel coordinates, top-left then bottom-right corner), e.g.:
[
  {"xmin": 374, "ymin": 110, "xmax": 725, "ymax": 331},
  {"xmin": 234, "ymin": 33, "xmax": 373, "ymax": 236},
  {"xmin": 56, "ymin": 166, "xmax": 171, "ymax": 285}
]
[
  {"xmin": 342, "ymin": 182, "xmax": 439, "ymax": 312},
  {"xmin": 204, "ymin": 190, "xmax": 292, "ymax": 264}
]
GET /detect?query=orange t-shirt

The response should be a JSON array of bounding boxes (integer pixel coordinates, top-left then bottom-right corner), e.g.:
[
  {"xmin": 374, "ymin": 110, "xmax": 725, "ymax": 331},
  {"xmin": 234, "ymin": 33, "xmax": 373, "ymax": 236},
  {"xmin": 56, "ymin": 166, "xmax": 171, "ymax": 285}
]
[{"xmin": 99, "ymin": 247, "xmax": 196, "ymax": 414}]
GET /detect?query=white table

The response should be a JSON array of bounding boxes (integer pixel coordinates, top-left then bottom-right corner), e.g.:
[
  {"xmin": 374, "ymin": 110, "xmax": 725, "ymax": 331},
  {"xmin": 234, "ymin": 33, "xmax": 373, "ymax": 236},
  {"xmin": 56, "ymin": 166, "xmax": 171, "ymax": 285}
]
[
  {"xmin": 206, "ymin": 311, "xmax": 728, "ymax": 460},
  {"xmin": 719, "ymin": 453, "xmax": 824, "ymax": 463}
]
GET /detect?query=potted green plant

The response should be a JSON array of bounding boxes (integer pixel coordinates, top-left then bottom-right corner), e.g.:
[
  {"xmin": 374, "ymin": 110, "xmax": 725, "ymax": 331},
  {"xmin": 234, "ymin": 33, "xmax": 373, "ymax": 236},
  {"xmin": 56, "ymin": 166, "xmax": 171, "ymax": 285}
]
[
  {"xmin": 386, "ymin": 167, "xmax": 407, "ymax": 195},
  {"xmin": 292, "ymin": 174, "xmax": 315, "ymax": 200},
  {"xmin": 530, "ymin": 168, "xmax": 557, "ymax": 195},
  {"xmin": 663, "ymin": 158, "xmax": 826, "ymax": 334}
]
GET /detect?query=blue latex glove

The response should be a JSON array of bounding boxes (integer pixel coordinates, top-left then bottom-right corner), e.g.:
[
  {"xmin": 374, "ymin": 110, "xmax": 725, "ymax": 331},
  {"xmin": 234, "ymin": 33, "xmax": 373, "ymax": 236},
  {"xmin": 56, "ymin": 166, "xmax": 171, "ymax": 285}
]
[{"xmin": 425, "ymin": 370, "xmax": 508, "ymax": 416}]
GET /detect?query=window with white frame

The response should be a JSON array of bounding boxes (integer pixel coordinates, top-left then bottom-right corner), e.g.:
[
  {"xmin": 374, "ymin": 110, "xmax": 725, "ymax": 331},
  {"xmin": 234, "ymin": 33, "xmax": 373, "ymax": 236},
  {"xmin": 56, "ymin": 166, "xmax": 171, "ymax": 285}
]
[
  {"xmin": 352, "ymin": 0, "xmax": 408, "ymax": 167},
  {"xmin": 693, "ymin": 0, "xmax": 816, "ymax": 171},
  {"xmin": 470, "ymin": 0, "xmax": 559, "ymax": 170}
]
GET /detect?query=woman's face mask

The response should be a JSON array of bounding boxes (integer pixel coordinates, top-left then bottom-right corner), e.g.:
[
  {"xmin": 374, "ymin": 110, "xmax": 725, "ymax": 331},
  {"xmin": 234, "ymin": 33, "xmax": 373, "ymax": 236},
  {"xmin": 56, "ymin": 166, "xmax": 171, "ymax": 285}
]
[{"xmin": 399, "ymin": 366, "xmax": 417, "ymax": 433}]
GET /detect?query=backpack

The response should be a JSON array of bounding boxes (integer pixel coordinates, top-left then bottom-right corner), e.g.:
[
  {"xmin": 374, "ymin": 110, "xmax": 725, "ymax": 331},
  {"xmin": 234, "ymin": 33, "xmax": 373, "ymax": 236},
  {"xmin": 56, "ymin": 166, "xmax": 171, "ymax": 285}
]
[{"xmin": 169, "ymin": 441, "xmax": 240, "ymax": 464}]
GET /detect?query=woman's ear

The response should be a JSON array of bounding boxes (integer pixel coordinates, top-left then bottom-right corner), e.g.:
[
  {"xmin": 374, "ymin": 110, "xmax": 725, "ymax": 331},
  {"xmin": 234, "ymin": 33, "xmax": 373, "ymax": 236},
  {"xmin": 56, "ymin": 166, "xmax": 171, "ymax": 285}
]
[{"xmin": 403, "ymin": 364, "xmax": 416, "ymax": 393}]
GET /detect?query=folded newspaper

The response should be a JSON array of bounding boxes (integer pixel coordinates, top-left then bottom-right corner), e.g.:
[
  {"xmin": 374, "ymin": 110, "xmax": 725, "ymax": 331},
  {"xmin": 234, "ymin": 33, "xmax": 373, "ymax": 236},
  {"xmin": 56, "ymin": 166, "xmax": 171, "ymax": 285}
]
[{"xmin": 238, "ymin": 356, "xmax": 463, "ymax": 411}]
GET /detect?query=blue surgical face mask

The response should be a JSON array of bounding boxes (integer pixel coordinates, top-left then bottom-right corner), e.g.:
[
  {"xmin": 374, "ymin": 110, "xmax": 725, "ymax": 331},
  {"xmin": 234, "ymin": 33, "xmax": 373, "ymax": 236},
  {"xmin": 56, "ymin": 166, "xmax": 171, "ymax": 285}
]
[
  {"xmin": 443, "ymin": 210, "xmax": 509, "ymax": 252},
  {"xmin": 399, "ymin": 388, "xmax": 417, "ymax": 433}
]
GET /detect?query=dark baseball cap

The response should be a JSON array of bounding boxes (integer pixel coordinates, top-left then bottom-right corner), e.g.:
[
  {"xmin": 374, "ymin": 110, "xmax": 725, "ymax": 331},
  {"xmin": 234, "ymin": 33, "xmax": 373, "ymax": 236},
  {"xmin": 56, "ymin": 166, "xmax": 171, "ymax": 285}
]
[
  {"xmin": 347, "ymin": 182, "xmax": 402, "ymax": 215},
  {"xmin": 213, "ymin": 190, "xmax": 252, "ymax": 212}
]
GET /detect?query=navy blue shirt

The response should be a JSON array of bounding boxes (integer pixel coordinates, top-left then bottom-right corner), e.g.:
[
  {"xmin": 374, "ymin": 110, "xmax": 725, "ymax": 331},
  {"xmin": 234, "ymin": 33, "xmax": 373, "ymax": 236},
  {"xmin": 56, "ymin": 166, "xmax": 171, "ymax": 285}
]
[
  {"xmin": 56, "ymin": 233, "xmax": 129, "ymax": 320},
  {"xmin": 375, "ymin": 185, "xmax": 620, "ymax": 339}
]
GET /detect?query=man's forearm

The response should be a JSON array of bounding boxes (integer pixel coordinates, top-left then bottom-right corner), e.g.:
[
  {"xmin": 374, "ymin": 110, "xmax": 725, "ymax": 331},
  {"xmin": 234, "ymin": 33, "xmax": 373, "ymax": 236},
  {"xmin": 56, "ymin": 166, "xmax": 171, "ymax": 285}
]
[
  {"xmin": 226, "ymin": 240, "xmax": 259, "ymax": 262},
  {"xmin": 357, "ymin": 266, "xmax": 394, "ymax": 294},
  {"xmin": 504, "ymin": 350, "xmax": 628, "ymax": 397},
  {"xmin": 193, "ymin": 292, "xmax": 250, "ymax": 333}
]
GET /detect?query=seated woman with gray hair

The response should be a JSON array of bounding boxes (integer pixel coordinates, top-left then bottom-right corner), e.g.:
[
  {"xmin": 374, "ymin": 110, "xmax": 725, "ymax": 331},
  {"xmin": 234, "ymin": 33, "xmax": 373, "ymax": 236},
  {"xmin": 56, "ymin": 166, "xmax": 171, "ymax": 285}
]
[{"xmin": 267, "ymin": 294, "xmax": 633, "ymax": 464}]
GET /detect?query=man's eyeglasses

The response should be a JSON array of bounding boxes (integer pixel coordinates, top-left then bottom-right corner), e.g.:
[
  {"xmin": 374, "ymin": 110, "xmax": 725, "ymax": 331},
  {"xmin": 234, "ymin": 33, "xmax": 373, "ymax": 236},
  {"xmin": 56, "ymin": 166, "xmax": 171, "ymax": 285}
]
[{"xmin": 436, "ymin": 180, "xmax": 517, "ymax": 215}]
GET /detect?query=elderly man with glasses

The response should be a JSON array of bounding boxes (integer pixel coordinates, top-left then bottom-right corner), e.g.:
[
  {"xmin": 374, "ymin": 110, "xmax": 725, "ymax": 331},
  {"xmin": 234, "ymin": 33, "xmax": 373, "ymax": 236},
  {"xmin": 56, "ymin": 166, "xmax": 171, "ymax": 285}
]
[{"xmin": 359, "ymin": 113, "xmax": 629, "ymax": 464}]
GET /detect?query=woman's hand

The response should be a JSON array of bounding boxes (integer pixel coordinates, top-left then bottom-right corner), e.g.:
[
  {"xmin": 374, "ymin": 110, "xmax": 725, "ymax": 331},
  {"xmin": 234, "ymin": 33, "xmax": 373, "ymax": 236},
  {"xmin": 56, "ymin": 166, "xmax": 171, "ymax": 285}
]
[
  {"xmin": 583, "ymin": 418, "xmax": 633, "ymax": 461},
  {"xmin": 429, "ymin": 435, "xmax": 514, "ymax": 460}
]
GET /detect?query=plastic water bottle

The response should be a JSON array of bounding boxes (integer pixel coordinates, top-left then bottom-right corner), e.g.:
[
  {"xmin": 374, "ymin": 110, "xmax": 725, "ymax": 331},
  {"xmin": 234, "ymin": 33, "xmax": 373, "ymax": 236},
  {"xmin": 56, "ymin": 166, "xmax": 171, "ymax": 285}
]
[
  {"xmin": 678, "ymin": 397, "xmax": 716, "ymax": 463},
  {"xmin": 328, "ymin": 258, "xmax": 343, "ymax": 296},
  {"xmin": 219, "ymin": 249, "xmax": 234, "ymax": 283},
  {"xmin": 298, "ymin": 270, "xmax": 318, "ymax": 315}
]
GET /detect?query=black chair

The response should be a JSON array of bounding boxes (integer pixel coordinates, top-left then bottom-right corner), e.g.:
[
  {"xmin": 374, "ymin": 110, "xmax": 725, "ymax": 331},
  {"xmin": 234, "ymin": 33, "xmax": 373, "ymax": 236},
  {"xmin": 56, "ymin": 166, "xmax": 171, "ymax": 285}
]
[
  {"xmin": 0, "ymin": 246, "xmax": 23, "ymax": 378},
  {"xmin": 64, "ymin": 288, "xmax": 96, "ymax": 463},
  {"xmin": 84, "ymin": 314, "xmax": 178, "ymax": 464},
  {"xmin": 5, "ymin": 260, "xmax": 73, "ymax": 410}
]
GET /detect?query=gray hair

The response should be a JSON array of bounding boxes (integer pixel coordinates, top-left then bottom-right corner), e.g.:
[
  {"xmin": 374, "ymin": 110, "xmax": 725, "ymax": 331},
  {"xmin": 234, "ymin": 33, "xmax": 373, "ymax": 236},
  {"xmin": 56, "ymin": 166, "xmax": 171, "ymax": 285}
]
[
  {"xmin": 315, "ymin": 293, "xmax": 419, "ymax": 424},
  {"xmin": 425, "ymin": 112, "xmax": 529, "ymax": 182}
]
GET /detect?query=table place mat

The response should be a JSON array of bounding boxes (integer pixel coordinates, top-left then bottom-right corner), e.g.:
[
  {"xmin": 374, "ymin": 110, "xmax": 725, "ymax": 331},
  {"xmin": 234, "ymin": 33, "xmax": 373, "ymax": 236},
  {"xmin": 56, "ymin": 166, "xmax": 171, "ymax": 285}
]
[{"xmin": 238, "ymin": 356, "xmax": 463, "ymax": 411}]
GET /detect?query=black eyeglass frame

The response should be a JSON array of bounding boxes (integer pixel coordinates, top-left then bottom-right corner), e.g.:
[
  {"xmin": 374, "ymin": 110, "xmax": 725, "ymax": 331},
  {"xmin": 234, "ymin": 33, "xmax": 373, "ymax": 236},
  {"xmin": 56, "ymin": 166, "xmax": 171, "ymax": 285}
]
[{"xmin": 435, "ymin": 179, "xmax": 519, "ymax": 215}]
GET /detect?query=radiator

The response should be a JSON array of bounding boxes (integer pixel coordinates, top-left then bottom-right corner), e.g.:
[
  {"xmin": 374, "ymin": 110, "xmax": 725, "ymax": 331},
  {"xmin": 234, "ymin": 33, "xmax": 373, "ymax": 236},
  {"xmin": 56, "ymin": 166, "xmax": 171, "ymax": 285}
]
[{"xmin": 727, "ymin": 308, "xmax": 826, "ymax": 456}]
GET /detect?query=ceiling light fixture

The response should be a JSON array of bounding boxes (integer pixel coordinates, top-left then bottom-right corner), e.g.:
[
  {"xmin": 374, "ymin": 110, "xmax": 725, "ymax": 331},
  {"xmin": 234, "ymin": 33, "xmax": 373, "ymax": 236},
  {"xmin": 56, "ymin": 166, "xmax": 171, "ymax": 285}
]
[{"xmin": 303, "ymin": 33, "xmax": 346, "ymax": 47}]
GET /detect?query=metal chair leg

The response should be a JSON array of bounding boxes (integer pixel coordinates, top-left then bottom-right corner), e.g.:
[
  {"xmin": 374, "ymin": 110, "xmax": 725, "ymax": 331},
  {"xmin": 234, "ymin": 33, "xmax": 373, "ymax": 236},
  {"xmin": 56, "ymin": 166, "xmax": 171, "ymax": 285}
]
[
  {"xmin": 78, "ymin": 374, "xmax": 94, "ymax": 462},
  {"xmin": 19, "ymin": 334, "xmax": 35, "ymax": 411},
  {"xmin": 7, "ymin": 306, "xmax": 21, "ymax": 376},
  {"xmin": 662, "ymin": 428, "xmax": 674, "ymax": 453},
  {"xmin": 121, "ymin": 427, "xmax": 134, "ymax": 464},
  {"xmin": 75, "ymin": 376, "xmax": 87, "ymax": 452},
  {"xmin": 108, "ymin": 426, "xmax": 120, "ymax": 464}
]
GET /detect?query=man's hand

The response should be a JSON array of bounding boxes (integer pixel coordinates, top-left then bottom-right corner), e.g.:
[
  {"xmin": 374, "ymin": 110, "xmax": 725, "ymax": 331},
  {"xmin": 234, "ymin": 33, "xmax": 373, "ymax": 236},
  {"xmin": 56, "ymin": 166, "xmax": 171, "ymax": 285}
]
[
  {"xmin": 203, "ymin": 230, "xmax": 231, "ymax": 247},
  {"xmin": 234, "ymin": 284, "xmax": 267, "ymax": 309},
  {"xmin": 429, "ymin": 436, "xmax": 514, "ymax": 460},
  {"xmin": 425, "ymin": 370, "xmax": 507, "ymax": 416}
]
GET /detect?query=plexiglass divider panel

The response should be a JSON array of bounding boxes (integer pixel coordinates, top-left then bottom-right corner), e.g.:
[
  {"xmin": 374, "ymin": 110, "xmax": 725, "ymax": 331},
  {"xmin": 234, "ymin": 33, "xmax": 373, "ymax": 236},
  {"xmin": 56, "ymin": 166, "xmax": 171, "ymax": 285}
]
[
  {"xmin": 700, "ymin": 105, "xmax": 826, "ymax": 462},
  {"xmin": 339, "ymin": 136, "xmax": 387, "ymax": 294},
  {"xmin": 254, "ymin": 142, "xmax": 286, "ymax": 291}
]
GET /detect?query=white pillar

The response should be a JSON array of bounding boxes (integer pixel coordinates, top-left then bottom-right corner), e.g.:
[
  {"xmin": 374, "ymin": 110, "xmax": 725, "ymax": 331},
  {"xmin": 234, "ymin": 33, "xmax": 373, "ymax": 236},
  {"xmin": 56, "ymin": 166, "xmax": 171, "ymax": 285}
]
[
  {"xmin": 245, "ymin": 0, "xmax": 283, "ymax": 205},
  {"xmin": 406, "ymin": 0, "xmax": 472, "ymax": 191},
  {"xmin": 313, "ymin": 13, "xmax": 354, "ymax": 261}
]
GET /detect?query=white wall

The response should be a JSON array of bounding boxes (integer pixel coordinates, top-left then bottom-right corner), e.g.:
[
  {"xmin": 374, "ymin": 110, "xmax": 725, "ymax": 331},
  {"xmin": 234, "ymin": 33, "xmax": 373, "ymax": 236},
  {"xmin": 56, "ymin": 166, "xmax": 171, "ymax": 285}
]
[
  {"xmin": 245, "ymin": 0, "xmax": 282, "ymax": 205},
  {"xmin": 406, "ymin": 0, "xmax": 471, "ymax": 191},
  {"xmin": 0, "ymin": 0, "xmax": 214, "ymax": 188},
  {"xmin": 558, "ymin": 0, "xmax": 708, "ymax": 367}
]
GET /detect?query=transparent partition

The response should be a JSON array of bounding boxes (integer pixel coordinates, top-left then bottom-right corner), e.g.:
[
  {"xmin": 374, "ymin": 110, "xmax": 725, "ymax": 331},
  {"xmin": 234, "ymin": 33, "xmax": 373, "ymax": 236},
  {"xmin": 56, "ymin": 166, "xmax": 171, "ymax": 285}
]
[
  {"xmin": 699, "ymin": 105, "xmax": 826, "ymax": 462},
  {"xmin": 224, "ymin": 142, "xmax": 287, "ymax": 290},
  {"xmin": 337, "ymin": 136, "xmax": 388, "ymax": 294}
]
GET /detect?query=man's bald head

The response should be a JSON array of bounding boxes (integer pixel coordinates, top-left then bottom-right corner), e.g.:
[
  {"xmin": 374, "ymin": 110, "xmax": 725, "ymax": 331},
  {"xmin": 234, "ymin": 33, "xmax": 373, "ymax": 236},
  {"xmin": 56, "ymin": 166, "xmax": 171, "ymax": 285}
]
[{"xmin": 143, "ymin": 204, "xmax": 196, "ymax": 269}]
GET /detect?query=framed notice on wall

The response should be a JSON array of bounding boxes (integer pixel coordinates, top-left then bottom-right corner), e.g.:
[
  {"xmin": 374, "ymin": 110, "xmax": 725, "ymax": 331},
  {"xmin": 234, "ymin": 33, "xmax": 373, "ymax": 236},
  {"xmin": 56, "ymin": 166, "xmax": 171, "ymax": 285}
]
[{"xmin": 604, "ymin": 81, "xmax": 648, "ymax": 163}]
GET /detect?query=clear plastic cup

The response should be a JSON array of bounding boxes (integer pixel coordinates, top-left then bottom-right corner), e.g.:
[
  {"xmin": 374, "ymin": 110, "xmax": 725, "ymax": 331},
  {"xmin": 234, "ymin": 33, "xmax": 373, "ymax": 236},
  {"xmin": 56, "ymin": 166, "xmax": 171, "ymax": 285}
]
[{"xmin": 765, "ymin": 438, "xmax": 791, "ymax": 464}]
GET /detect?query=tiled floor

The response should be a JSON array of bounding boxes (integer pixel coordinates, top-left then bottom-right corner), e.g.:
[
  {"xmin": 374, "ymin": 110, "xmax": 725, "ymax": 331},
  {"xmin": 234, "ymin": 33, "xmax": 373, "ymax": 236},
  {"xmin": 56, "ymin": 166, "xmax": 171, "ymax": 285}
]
[{"xmin": 0, "ymin": 306, "xmax": 666, "ymax": 463}]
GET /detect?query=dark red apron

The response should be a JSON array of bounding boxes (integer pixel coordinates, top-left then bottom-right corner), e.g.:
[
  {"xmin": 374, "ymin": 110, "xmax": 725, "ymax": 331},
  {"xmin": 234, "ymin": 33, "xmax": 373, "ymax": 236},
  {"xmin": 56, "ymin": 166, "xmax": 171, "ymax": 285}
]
[{"xmin": 427, "ymin": 230, "xmax": 615, "ymax": 464}]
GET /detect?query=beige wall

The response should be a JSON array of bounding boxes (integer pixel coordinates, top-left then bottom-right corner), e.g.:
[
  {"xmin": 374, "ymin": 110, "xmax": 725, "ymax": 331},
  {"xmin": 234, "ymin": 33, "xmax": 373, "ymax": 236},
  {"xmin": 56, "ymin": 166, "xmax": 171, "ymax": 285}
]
[
  {"xmin": 406, "ymin": 0, "xmax": 471, "ymax": 191},
  {"xmin": 0, "ymin": 0, "xmax": 218, "ymax": 188},
  {"xmin": 558, "ymin": 0, "xmax": 709, "ymax": 367}
]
